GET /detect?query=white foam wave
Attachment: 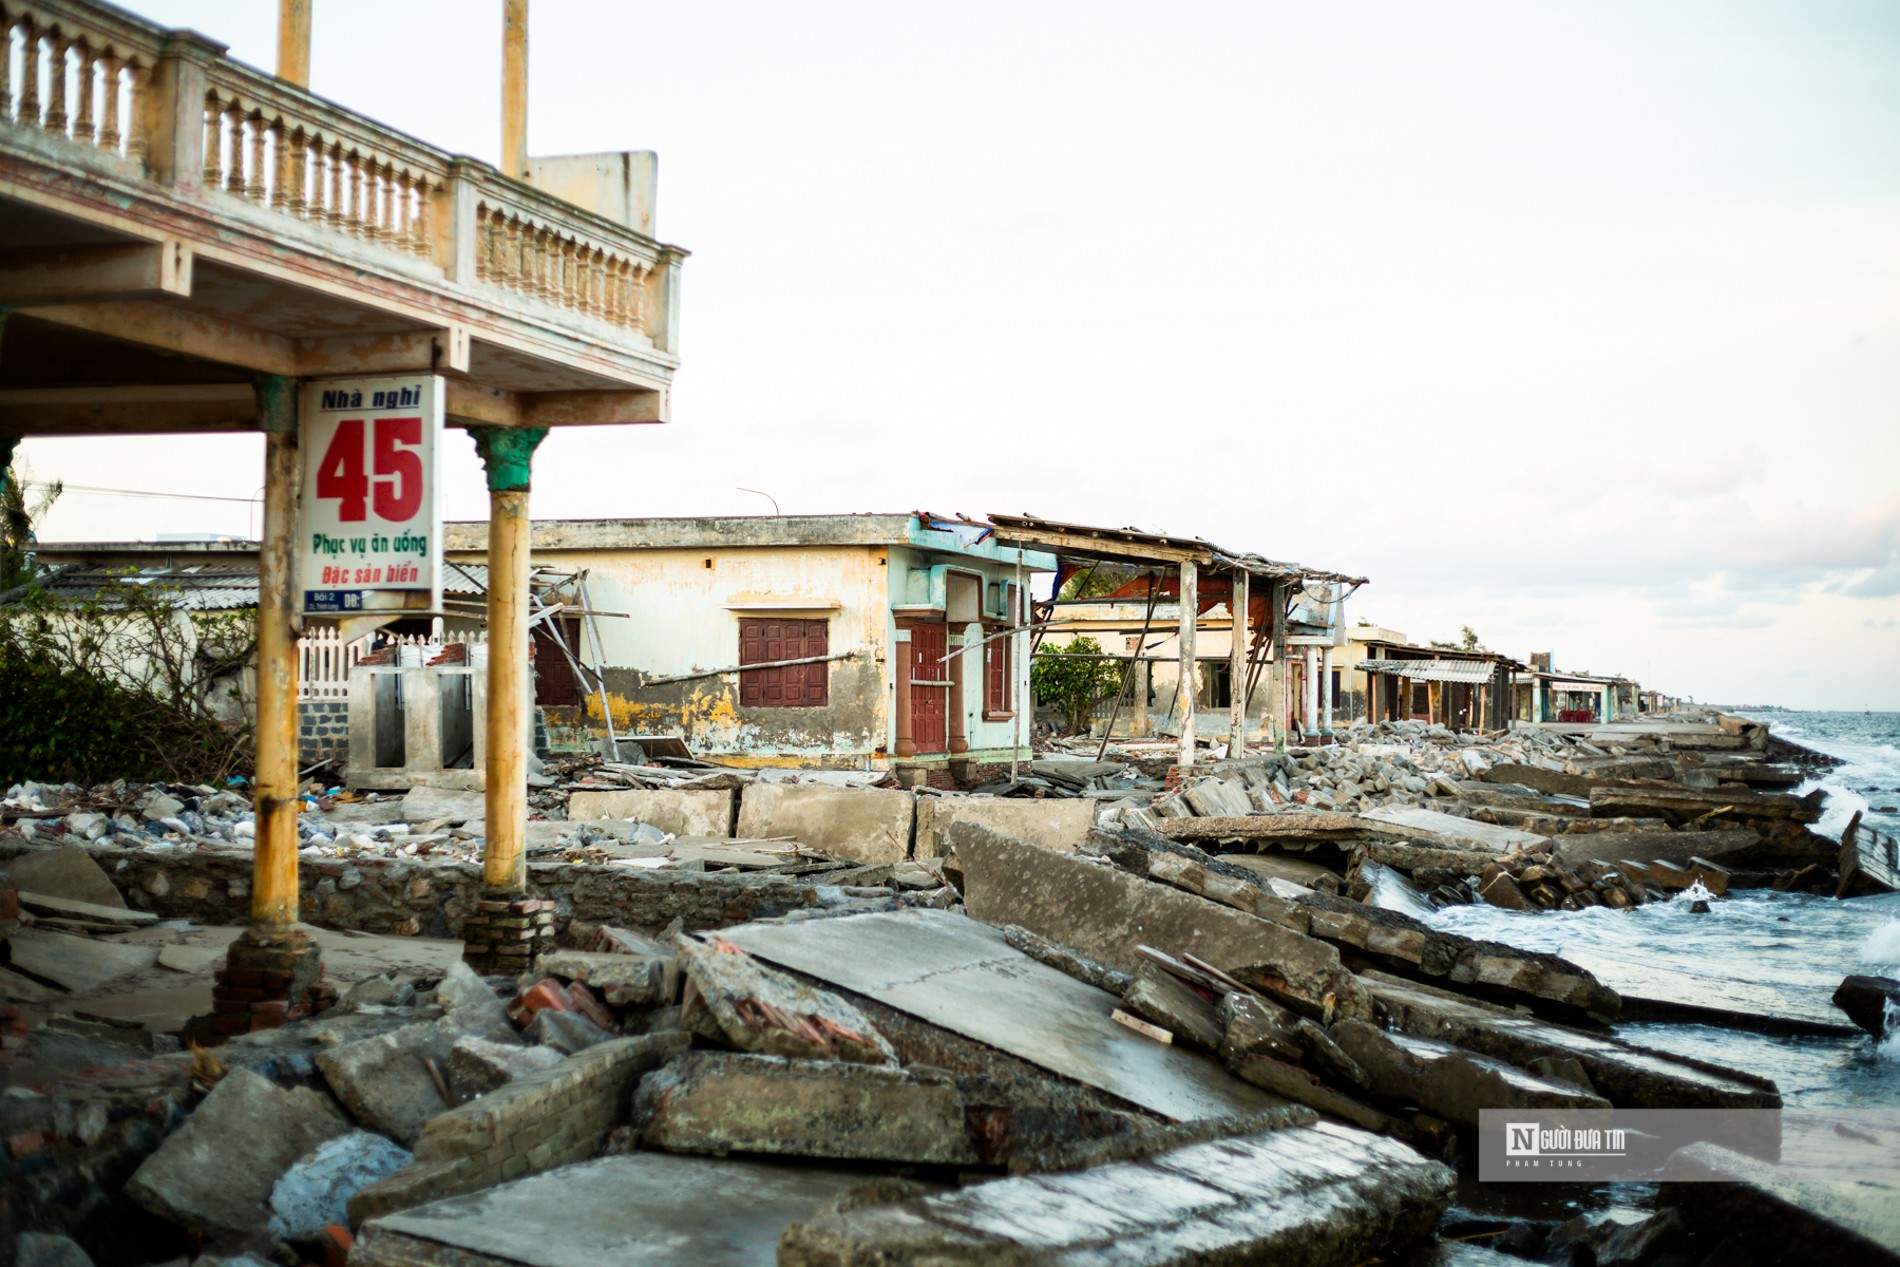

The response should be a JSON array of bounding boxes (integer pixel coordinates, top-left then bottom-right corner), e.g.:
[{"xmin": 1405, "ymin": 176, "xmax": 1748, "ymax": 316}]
[{"xmin": 1860, "ymin": 919, "xmax": 1900, "ymax": 969}]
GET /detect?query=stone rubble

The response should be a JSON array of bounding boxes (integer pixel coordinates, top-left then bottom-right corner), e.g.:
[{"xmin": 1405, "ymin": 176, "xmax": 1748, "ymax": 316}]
[{"xmin": 1, "ymin": 710, "xmax": 1885, "ymax": 1264}]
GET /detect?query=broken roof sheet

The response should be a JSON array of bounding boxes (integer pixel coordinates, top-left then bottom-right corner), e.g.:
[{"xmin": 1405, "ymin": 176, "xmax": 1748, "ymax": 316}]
[
  {"xmin": 986, "ymin": 513, "xmax": 1367, "ymax": 588},
  {"xmin": 1358, "ymin": 658, "xmax": 1501, "ymax": 684}
]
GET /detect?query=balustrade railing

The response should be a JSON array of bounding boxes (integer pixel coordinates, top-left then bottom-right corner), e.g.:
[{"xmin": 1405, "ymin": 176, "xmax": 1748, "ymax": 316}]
[{"xmin": 1, "ymin": 0, "xmax": 674, "ymax": 347}]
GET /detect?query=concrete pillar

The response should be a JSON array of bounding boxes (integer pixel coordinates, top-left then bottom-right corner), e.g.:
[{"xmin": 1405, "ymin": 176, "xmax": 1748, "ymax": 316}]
[
  {"xmin": 276, "ymin": 0, "xmax": 311, "ymax": 87},
  {"xmin": 1302, "ymin": 646, "xmax": 1318, "ymax": 740},
  {"xmin": 1176, "ymin": 560, "xmax": 1197, "ymax": 769},
  {"xmin": 471, "ymin": 427, "xmax": 545, "ymax": 892},
  {"xmin": 251, "ymin": 381, "xmax": 301, "ymax": 932},
  {"xmin": 1319, "ymin": 645, "xmax": 1335, "ymax": 739},
  {"xmin": 502, "ymin": 0, "xmax": 529, "ymax": 179},
  {"xmin": 1601, "ymin": 684, "xmax": 1612, "ymax": 722},
  {"xmin": 892, "ymin": 628, "xmax": 915, "ymax": 758},
  {"xmin": 1228, "ymin": 571, "xmax": 1249, "ymax": 758}
]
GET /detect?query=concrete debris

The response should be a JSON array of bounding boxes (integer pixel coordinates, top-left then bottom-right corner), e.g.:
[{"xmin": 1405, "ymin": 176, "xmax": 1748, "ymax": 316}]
[
  {"xmin": 636, "ymin": 1051, "xmax": 983, "ymax": 1165},
  {"xmin": 1000, "ymin": 923, "xmax": 1134, "ymax": 995},
  {"xmin": 266, "ymin": 1129, "xmax": 413, "ymax": 1241},
  {"xmin": 1216, "ymin": 991, "xmax": 1305, "ymax": 1064},
  {"xmin": 0, "ymin": 844, "xmax": 126, "ymax": 908},
  {"xmin": 1329, "ymin": 1019, "xmax": 1611, "ymax": 1127},
  {"xmin": 526, "ymin": 1007, "xmax": 617, "ymax": 1053},
  {"xmin": 1544, "ymin": 1205, "xmax": 1684, "ymax": 1267},
  {"xmin": 951, "ymin": 822, "xmax": 1369, "ymax": 1021},
  {"xmin": 1119, "ymin": 967, "xmax": 1224, "ymax": 1052},
  {"xmin": 676, "ymin": 934, "xmax": 898, "ymax": 1065},
  {"xmin": 125, "ymin": 1067, "xmax": 351, "ymax": 1237},
  {"xmin": 315, "ymin": 1004, "xmax": 517, "ymax": 1146},
  {"xmin": 445, "ymin": 1034, "xmax": 565, "ymax": 1100},
  {"xmin": 777, "ymin": 1120, "xmax": 1455, "ymax": 1266}
]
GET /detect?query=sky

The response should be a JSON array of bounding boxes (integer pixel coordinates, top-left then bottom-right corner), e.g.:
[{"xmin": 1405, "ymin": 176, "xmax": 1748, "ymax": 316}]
[{"xmin": 18, "ymin": 0, "xmax": 1900, "ymax": 709}]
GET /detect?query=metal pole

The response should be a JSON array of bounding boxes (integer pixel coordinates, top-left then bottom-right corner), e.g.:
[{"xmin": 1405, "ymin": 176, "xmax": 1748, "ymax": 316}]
[
  {"xmin": 277, "ymin": 0, "xmax": 312, "ymax": 87},
  {"xmin": 502, "ymin": 0, "xmax": 529, "ymax": 179},
  {"xmin": 1011, "ymin": 554, "xmax": 1025, "ymax": 780}
]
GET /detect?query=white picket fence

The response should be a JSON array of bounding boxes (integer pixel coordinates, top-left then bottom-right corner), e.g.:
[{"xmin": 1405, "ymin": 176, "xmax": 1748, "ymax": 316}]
[{"xmin": 298, "ymin": 628, "xmax": 487, "ymax": 700}]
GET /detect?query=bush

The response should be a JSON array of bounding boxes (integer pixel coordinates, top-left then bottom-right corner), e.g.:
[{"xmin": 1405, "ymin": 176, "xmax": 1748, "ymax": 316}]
[
  {"xmin": 1031, "ymin": 636, "xmax": 1126, "ymax": 734},
  {"xmin": 0, "ymin": 575, "xmax": 255, "ymax": 784}
]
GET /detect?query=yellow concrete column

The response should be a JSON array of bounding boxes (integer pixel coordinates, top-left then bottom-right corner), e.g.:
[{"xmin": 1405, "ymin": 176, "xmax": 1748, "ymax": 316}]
[
  {"xmin": 502, "ymin": 0, "xmax": 529, "ymax": 179},
  {"xmin": 252, "ymin": 381, "xmax": 301, "ymax": 930},
  {"xmin": 472, "ymin": 427, "xmax": 545, "ymax": 892},
  {"xmin": 276, "ymin": 0, "xmax": 311, "ymax": 88},
  {"xmin": 1176, "ymin": 560, "xmax": 1197, "ymax": 769}
]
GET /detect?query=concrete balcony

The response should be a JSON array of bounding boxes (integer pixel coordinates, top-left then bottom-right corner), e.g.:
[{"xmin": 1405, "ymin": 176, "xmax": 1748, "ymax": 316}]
[{"xmin": 0, "ymin": 0, "xmax": 685, "ymax": 433}]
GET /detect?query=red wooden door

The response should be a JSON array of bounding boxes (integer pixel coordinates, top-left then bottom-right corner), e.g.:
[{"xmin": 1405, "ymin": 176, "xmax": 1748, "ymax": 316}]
[{"xmin": 909, "ymin": 624, "xmax": 948, "ymax": 753}]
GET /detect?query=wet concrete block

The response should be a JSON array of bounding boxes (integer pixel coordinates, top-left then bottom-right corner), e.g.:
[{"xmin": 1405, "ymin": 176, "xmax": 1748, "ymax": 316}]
[
  {"xmin": 951, "ymin": 822, "xmax": 1368, "ymax": 1021},
  {"xmin": 1330, "ymin": 1020, "xmax": 1610, "ymax": 1128},
  {"xmin": 126, "ymin": 1067, "xmax": 351, "ymax": 1237},
  {"xmin": 1120, "ymin": 971, "xmax": 1223, "ymax": 1053},
  {"xmin": 1663, "ymin": 1142, "xmax": 1900, "ymax": 1265},
  {"xmin": 1218, "ymin": 993, "xmax": 1304, "ymax": 1065},
  {"xmin": 564, "ymin": 788, "xmax": 736, "ymax": 837},
  {"xmin": 778, "ymin": 1119, "xmax": 1454, "ymax": 1266},
  {"xmin": 1832, "ymin": 975, "xmax": 1900, "ymax": 1038},
  {"xmin": 914, "ymin": 796, "xmax": 1095, "ymax": 859},
  {"xmin": 636, "ymin": 1051, "xmax": 981, "ymax": 1164}
]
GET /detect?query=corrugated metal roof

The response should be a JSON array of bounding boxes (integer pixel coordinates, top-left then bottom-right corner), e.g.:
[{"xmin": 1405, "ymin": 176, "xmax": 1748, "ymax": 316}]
[
  {"xmin": 1358, "ymin": 658, "xmax": 1500, "ymax": 684},
  {"xmin": 0, "ymin": 565, "xmax": 259, "ymax": 611}
]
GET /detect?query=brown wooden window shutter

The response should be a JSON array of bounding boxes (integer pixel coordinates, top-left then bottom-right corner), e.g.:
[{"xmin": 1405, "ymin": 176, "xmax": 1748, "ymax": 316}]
[{"xmin": 738, "ymin": 618, "xmax": 829, "ymax": 708}]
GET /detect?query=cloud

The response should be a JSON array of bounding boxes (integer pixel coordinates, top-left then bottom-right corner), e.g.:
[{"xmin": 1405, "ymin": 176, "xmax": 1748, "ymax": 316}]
[{"xmin": 1843, "ymin": 567, "xmax": 1900, "ymax": 599}]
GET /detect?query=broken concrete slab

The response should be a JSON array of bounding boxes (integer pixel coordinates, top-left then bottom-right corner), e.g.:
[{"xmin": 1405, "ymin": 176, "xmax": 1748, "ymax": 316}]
[
  {"xmin": 1662, "ymin": 1140, "xmax": 1900, "ymax": 1263},
  {"xmin": 637, "ymin": 1051, "xmax": 982, "ymax": 1165},
  {"xmin": 534, "ymin": 948, "xmax": 667, "ymax": 1006},
  {"xmin": 446, "ymin": 1035, "xmax": 564, "ymax": 1101},
  {"xmin": 15, "ymin": 891, "xmax": 156, "ymax": 926},
  {"xmin": 1291, "ymin": 889, "xmax": 1619, "ymax": 1022},
  {"xmin": 1363, "ymin": 972, "xmax": 1778, "ymax": 1109},
  {"xmin": 777, "ymin": 1119, "xmax": 1454, "ymax": 1266},
  {"xmin": 1000, "ymin": 924, "xmax": 1133, "ymax": 996},
  {"xmin": 1329, "ymin": 1020, "xmax": 1610, "ymax": 1127},
  {"xmin": 1218, "ymin": 852, "xmax": 1343, "ymax": 889},
  {"xmin": 1555, "ymin": 945, "xmax": 1852, "ymax": 1035},
  {"xmin": 1181, "ymin": 777, "xmax": 1252, "ymax": 818},
  {"xmin": 267, "ymin": 1129, "xmax": 413, "ymax": 1242},
  {"xmin": 126, "ymin": 1067, "xmax": 351, "ymax": 1237},
  {"xmin": 951, "ymin": 823, "xmax": 1368, "ymax": 1021},
  {"xmin": 1552, "ymin": 827, "xmax": 1762, "ymax": 870},
  {"xmin": 565, "ymin": 787, "xmax": 736, "ymax": 837},
  {"xmin": 8, "ymin": 928, "xmax": 158, "ymax": 991},
  {"xmin": 315, "ymin": 1005, "xmax": 517, "ymax": 1145},
  {"xmin": 914, "ymin": 795, "xmax": 1096, "ymax": 859},
  {"xmin": 527, "ymin": 1008, "xmax": 615, "ymax": 1054},
  {"xmin": 1227, "ymin": 1056, "xmax": 1398, "ymax": 1133},
  {"xmin": 1359, "ymin": 806, "xmax": 1551, "ymax": 853},
  {"xmin": 350, "ymin": 1034, "xmax": 685, "ymax": 1221},
  {"xmin": 736, "ymin": 782, "xmax": 915, "ymax": 864},
  {"xmin": 0, "ymin": 845, "xmax": 126, "ymax": 908},
  {"xmin": 400, "ymin": 785, "xmax": 488, "ymax": 823},
  {"xmin": 722, "ymin": 908, "xmax": 1279, "ymax": 1123},
  {"xmin": 677, "ymin": 935, "xmax": 896, "ymax": 1065},
  {"xmin": 354, "ymin": 1153, "xmax": 883, "ymax": 1267},
  {"xmin": 1120, "ymin": 969, "xmax": 1224, "ymax": 1052},
  {"xmin": 1217, "ymin": 992, "xmax": 1304, "ymax": 1065}
]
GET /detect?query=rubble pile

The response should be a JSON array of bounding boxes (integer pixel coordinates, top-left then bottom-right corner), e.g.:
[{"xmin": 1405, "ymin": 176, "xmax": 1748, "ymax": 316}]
[{"xmin": 3, "ymin": 712, "xmax": 1893, "ymax": 1265}]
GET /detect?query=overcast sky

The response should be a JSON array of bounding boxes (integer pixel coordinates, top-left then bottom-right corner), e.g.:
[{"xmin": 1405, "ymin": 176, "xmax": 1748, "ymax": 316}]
[{"xmin": 20, "ymin": 0, "xmax": 1900, "ymax": 709}]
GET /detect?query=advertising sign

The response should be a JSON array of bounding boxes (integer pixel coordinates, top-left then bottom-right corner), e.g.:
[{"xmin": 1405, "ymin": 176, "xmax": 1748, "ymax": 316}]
[{"xmin": 298, "ymin": 375, "xmax": 443, "ymax": 618}]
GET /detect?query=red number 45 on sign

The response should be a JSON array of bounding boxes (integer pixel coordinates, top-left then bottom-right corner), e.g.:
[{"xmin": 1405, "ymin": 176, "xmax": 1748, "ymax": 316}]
[{"xmin": 314, "ymin": 417, "xmax": 424, "ymax": 522}]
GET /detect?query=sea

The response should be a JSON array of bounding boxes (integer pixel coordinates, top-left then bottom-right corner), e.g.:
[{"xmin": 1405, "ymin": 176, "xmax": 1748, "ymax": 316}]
[{"xmin": 1369, "ymin": 710, "xmax": 1900, "ymax": 1111}]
